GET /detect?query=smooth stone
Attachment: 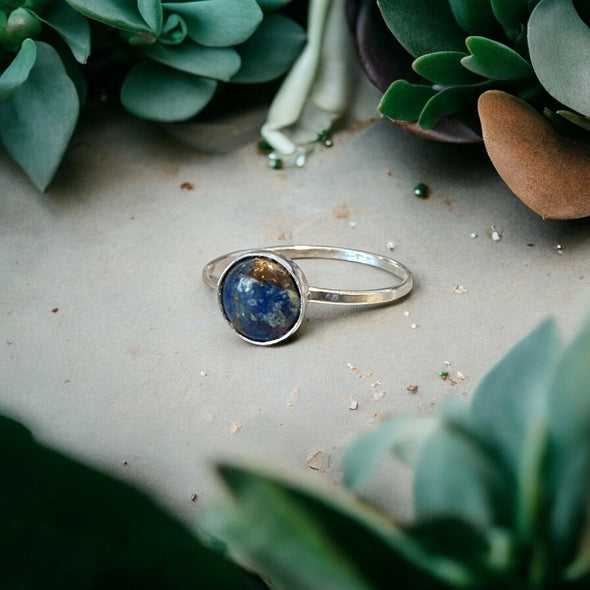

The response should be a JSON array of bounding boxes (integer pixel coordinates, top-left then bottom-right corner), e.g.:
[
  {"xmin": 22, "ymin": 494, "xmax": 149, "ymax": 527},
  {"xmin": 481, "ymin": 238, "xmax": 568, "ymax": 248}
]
[
  {"xmin": 220, "ymin": 256, "xmax": 302, "ymax": 343},
  {"xmin": 479, "ymin": 89, "xmax": 590, "ymax": 220}
]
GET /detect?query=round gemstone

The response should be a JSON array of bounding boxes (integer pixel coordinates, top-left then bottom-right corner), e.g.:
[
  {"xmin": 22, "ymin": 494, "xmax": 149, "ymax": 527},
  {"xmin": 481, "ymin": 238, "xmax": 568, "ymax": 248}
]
[{"xmin": 220, "ymin": 256, "xmax": 302, "ymax": 344}]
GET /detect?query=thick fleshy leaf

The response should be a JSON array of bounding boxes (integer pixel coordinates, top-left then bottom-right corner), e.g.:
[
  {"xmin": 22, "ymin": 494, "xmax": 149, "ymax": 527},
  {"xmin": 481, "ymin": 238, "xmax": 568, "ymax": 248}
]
[
  {"xmin": 413, "ymin": 420, "xmax": 508, "ymax": 527},
  {"xmin": 65, "ymin": 0, "xmax": 152, "ymax": 33},
  {"xmin": 205, "ymin": 462, "xmax": 467, "ymax": 589},
  {"xmin": 255, "ymin": 0, "xmax": 290, "ymax": 10},
  {"xmin": 546, "ymin": 317, "xmax": 590, "ymax": 563},
  {"xmin": 231, "ymin": 13, "xmax": 305, "ymax": 83},
  {"xmin": 144, "ymin": 41, "xmax": 241, "ymax": 80},
  {"xmin": 159, "ymin": 13, "xmax": 187, "ymax": 45},
  {"xmin": 0, "ymin": 414, "xmax": 261, "ymax": 588},
  {"xmin": 379, "ymin": 79, "xmax": 436, "ymax": 121},
  {"xmin": 343, "ymin": 415, "xmax": 436, "ymax": 491},
  {"xmin": 37, "ymin": 2, "xmax": 91, "ymax": 63},
  {"xmin": 490, "ymin": 0, "xmax": 528, "ymax": 39},
  {"xmin": 413, "ymin": 51, "xmax": 480, "ymax": 85},
  {"xmin": 448, "ymin": 0, "xmax": 498, "ymax": 35},
  {"xmin": 471, "ymin": 319, "xmax": 557, "ymax": 475},
  {"xmin": 120, "ymin": 61, "xmax": 217, "ymax": 121},
  {"xmin": 417, "ymin": 82, "xmax": 490, "ymax": 129},
  {"xmin": 0, "ymin": 37, "xmax": 36, "ymax": 99},
  {"xmin": 377, "ymin": 0, "xmax": 466, "ymax": 57},
  {"xmin": 164, "ymin": 0, "xmax": 263, "ymax": 47},
  {"xmin": 528, "ymin": 0, "xmax": 590, "ymax": 117},
  {"xmin": 470, "ymin": 319, "xmax": 558, "ymax": 540},
  {"xmin": 138, "ymin": 0, "xmax": 163, "ymax": 33},
  {"xmin": 462, "ymin": 36, "xmax": 533, "ymax": 80},
  {"xmin": 0, "ymin": 41, "xmax": 79, "ymax": 191}
]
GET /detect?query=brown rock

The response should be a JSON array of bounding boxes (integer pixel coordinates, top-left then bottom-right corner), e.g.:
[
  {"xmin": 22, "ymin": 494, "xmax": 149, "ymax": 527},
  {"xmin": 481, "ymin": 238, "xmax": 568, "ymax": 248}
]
[{"xmin": 478, "ymin": 90, "xmax": 590, "ymax": 220}]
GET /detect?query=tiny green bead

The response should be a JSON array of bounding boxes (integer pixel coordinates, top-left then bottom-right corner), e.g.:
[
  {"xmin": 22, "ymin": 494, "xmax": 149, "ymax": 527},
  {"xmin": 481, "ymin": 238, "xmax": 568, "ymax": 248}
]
[
  {"xmin": 438, "ymin": 370, "xmax": 449, "ymax": 378},
  {"xmin": 413, "ymin": 182, "xmax": 429, "ymax": 198},
  {"xmin": 270, "ymin": 158, "xmax": 283, "ymax": 170}
]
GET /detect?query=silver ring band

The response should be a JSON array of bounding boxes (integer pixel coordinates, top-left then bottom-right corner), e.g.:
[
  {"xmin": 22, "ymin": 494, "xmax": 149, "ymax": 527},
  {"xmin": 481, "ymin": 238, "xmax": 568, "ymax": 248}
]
[{"xmin": 203, "ymin": 245, "xmax": 413, "ymax": 345}]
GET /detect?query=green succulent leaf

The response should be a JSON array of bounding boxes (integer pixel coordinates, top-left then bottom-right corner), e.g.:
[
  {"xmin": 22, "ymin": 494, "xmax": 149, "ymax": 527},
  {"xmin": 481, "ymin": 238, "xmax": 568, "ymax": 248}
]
[
  {"xmin": 343, "ymin": 415, "xmax": 436, "ymax": 492},
  {"xmin": 35, "ymin": 2, "xmax": 91, "ymax": 63},
  {"xmin": 413, "ymin": 416, "xmax": 509, "ymax": 527},
  {"xmin": 163, "ymin": 0, "xmax": 263, "ymax": 47},
  {"xmin": 120, "ymin": 60, "xmax": 217, "ymax": 122},
  {"xmin": 490, "ymin": 0, "xmax": 528, "ymax": 39},
  {"xmin": 470, "ymin": 318, "xmax": 558, "ymax": 541},
  {"xmin": 159, "ymin": 12, "xmax": 186, "ymax": 45},
  {"xmin": 0, "ymin": 414, "xmax": 262, "ymax": 588},
  {"xmin": 546, "ymin": 316, "xmax": 590, "ymax": 563},
  {"xmin": 448, "ymin": 0, "xmax": 498, "ymax": 35},
  {"xmin": 417, "ymin": 82, "xmax": 490, "ymax": 129},
  {"xmin": 65, "ymin": 0, "xmax": 153, "ymax": 34},
  {"xmin": 528, "ymin": 0, "xmax": 590, "ymax": 117},
  {"xmin": 412, "ymin": 51, "xmax": 480, "ymax": 85},
  {"xmin": 0, "ymin": 6, "xmax": 41, "ymax": 51},
  {"xmin": 377, "ymin": 0, "xmax": 465, "ymax": 57},
  {"xmin": 231, "ymin": 13, "xmax": 306, "ymax": 84},
  {"xmin": 138, "ymin": 0, "xmax": 162, "ymax": 34},
  {"xmin": 144, "ymin": 41, "xmax": 241, "ymax": 80},
  {"xmin": 256, "ymin": 0, "xmax": 290, "ymax": 10},
  {"xmin": 379, "ymin": 79, "xmax": 437, "ymax": 121},
  {"xmin": 0, "ymin": 36, "xmax": 35, "ymax": 99},
  {"xmin": 205, "ymin": 462, "xmax": 465, "ymax": 589},
  {"xmin": 462, "ymin": 36, "xmax": 534, "ymax": 80},
  {"xmin": 0, "ymin": 40, "xmax": 78, "ymax": 191}
]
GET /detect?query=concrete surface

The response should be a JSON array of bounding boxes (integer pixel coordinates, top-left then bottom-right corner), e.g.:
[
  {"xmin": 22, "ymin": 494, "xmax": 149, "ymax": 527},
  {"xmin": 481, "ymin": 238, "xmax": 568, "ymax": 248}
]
[{"xmin": 2, "ymin": 93, "xmax": 590, "ymax": 528}]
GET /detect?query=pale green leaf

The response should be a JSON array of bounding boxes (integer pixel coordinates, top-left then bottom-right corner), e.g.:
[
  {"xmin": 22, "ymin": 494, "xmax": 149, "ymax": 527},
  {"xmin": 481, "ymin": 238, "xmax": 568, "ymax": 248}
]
[
  {"xmin": 343, "ymin": 415, "xmax": 436, "ymax": 491},
  {"xmin": 528, "ymin": 0, "xmax": 590, "ymax": 117},
  {"xmin": 120, "ymin": 61, "xmax": 217, "ymax": 121},
  {"xmin": 163, "ymin": 0, "xmax": 263, "ymax": 47},
  {"xmin": 144, "ymin": 41, "xmax": 241, "ymax": 80},
  {"xmin": 231, "ymin": 13, "xmax": 305, "ymax": 83},
  {"xmin": 36, "ymin": 2, "xmax": 91, "ymax": 63},
  {"xmin": 413, "ymin": 419, "xmax": 508, "ymax": 527},
  {"xmin": 547, "ymin": 316, "xmax": 590, "ymax": 563},
  {"xmin": 0, "ymin": 41, "xmax": 79, "ymax": 191},
  {"xmin": 65, "ymin": 0, "xmax": 152, "ymax": 34},
  {"xmin": 138, "ymin": 0, "xmax": 162, "ymax": 33},
  {"xmin": 205, "ymin": 462, "xmax": 459, "ymax": 589},
  {"xmin": 0, "ymin": 37, "xmax": 36, "ymax": 99},
  {"xmin": 471, "ymin": 318, "xmax": 557, "ymax": 476}
]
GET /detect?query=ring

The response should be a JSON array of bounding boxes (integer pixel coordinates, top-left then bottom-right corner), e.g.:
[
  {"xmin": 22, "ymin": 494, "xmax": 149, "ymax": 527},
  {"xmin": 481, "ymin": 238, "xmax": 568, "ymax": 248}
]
[{"xmin": 202, "ymin": 245, "xmax": 413, "ymax": 345}]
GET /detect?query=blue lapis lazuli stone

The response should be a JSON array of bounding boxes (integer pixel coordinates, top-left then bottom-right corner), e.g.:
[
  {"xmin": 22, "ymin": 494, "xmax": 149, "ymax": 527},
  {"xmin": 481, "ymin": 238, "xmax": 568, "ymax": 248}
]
[{"xmin": 221, "ymin": 256, "xmax": 302, "ymax": 343}]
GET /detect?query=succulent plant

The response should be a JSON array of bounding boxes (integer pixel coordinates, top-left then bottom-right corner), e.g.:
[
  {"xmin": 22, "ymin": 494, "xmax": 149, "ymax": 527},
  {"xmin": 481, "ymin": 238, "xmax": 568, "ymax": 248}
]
[
  {"xmin": 0, "ymin": 0, "xmax": 90, "ymax": 191},
  {"xmin": 205, "ymin": 314, "xmax": 590, "ymax": 588},
  {"xmin": 0, "ymin": 0, "xmax": 305, "ymax": 191},
  {"xmin": 372, "ymin": 0, "xmax": 590, "ymax": 139},
  {"xmin": 67, "ymin": 0, "xmax": 305, "ymax": 123}
]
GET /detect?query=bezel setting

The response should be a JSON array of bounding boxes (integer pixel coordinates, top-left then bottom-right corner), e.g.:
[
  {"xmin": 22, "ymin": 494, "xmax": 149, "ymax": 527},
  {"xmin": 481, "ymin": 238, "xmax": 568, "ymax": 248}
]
[{"xmin": 217, "ymin": 251, "xmax": 309, "ymax": 345}]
